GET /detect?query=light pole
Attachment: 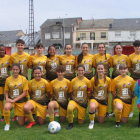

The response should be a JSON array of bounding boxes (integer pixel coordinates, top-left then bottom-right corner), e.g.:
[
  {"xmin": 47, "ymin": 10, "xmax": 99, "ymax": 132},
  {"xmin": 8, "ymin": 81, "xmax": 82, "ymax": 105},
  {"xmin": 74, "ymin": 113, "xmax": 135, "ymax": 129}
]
[{"xmin": 63, "ymin": 14, "xmax": 67, "ymax": 47}]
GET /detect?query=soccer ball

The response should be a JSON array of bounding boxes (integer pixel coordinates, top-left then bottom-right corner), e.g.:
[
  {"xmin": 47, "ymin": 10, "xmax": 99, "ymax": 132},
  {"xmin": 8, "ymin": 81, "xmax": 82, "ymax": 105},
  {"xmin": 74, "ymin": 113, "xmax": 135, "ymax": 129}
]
[{"xmin": 48, "ymin": 121, "xmax": 61, "ymax": 133}]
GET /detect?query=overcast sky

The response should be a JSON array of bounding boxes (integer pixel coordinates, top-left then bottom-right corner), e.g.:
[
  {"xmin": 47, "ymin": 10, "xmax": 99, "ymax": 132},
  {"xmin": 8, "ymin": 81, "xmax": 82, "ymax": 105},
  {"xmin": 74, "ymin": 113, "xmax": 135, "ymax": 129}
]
[{"xmin": 1, "ymin": 0, "xmax": 140, "ymax": 33}]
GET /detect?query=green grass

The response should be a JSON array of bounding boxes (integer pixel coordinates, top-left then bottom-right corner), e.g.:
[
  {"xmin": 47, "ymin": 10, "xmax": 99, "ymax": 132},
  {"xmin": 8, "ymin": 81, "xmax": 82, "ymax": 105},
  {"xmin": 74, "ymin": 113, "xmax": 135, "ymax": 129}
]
[{"xmin": 0, "ymin": 69, "xmax": 139, "ymax": 140}]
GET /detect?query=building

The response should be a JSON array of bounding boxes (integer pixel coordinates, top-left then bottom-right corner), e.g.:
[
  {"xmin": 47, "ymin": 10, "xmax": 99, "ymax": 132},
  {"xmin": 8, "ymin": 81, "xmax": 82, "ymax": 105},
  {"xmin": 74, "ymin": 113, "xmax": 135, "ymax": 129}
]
[
  {"xmin": 73, "ymin": 19, "xmax": 114, "ymax": 49},
  {"xmin": 108, "ymin": 18, "xmax": 140, "ymax": 47},
  {"xmin": 40, "ymin": 17, "xmax": 82, "ymax": 48}
]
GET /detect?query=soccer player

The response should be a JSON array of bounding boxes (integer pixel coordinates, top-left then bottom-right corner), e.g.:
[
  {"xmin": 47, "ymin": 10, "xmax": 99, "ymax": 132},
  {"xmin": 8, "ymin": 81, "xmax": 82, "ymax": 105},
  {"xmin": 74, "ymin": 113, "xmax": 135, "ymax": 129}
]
[
  {"xmin": 60, "ymin": 44, "xmax": 76, "ymax": 81},
  {"xmin": 111, "ymin": 63, "xmax": 135, "ymax": 128},
  {"xmin": 48, "ymin": 65, "xmax": 70, "ymax": 123},
  {"xmin": 9, "ymin": 39, "xmax": 30, "ymax": 121},
  {"xmin": 23, "ymin": 67, "xmax": 50, "ymax": 128},
  {"xmin": 0, "ymin": 44, "xmax": 10, "ymax": 121},
  {"xmin": 109, "ymin": 43, "xmax": 130, "ymax": 117},
  {"xmin": 29, "ymin": 43, "xmax": 47, "ymax": 79},
  {"xmin": 88, "ymin": 63, "xmax": 111, "ymax": 129},
  {"xmin": 93, "ymin": 43, "xmax": 112, "ymax": 117},
  {"xmin": 76, "ymin": 43, "xmax": 94, "ymax": 80},
  {"xmin": 3, "ymin": 63, "xmax": 28, "ymax": 131},
  {"xmin": 66, "ymin": 65, "xmax": 92, "ymax": 130},
  {"xmin": 129, "ymin": 40, "xmax": 140, "ymax": 117}
]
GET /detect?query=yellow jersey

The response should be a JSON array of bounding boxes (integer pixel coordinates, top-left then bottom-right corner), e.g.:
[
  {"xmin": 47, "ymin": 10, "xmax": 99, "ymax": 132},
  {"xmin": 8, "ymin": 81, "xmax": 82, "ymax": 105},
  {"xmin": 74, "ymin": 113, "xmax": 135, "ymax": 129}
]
[
  {"xmin": 60, "ymin": 54, "xmax": 76, "ymax": 80},
  {"xmin": 90, "ymin": 76, "xmax": 111, "ymax": 105},
  {"xmin": 50, "ymin": 78, "xmax": 70, "ymax": 110},
  {"xmin": 29, "ymin": 78, "xmax": 50, "ymax": 105},
  {"xmin": 129, "ymin": 53, "xmax": 140, "ymax": 80},
  {"xmin": 93, "ymin": 53, "xmax": 112, "ymax": 77},
  {"xmin": 111, "ymin": 54, "xmax": 130, "ymax": 78},
  {"xmin": 46, "ymin": 55, "xmax": 60, "ymax": 81},
  {"xmin": 111, "ymin": 75, "xmax": 135, "ymax": 104},
  {"xmin": 10, "ymin": 52, "xmax": 30, "ymax": 78},
  {"xmin": 29, "ymin": 54, "xmax": 47, "ymax": 79},
  {"xmin": 5, "ymin": 75, "xmax": 28, "ymax": 103},
  {"xmin": 0, "ymin": 55, "xmax": 10, "ymax": 86},
  {"xmin": 69, "ymin": 77, "xmax": 91, "ymax": 108},
  {"xmin": 76, "ymin": 54, "xmax": 94, "ymax": 79}
]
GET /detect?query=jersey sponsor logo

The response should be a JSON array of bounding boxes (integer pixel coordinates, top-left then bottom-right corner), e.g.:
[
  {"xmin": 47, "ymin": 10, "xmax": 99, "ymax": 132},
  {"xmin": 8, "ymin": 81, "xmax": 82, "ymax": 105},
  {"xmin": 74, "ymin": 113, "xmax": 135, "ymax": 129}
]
[
  {"xmin": 118, "ymin": 60, "xmax": 120, "ymax": 64},
  {"xmin": 104, "ymin": 84, "xmax": 107, "ymax": 87},
  {"xmin": 60, "ymin": 87, "xmax": 62, "ymax": 91},
  {"xmin": 84, "ymin": 61, "xmax": 86, "ymax": 64},
  {"xmin": 19, "ymin": 60, "xmax": 21, "ymax": 64},
  {"xmin": 37, "ymin": 87, "xmax": 39, "ymax": 89},
  {"xmin": 122, "ymin": 60, "xmax": 125, "ymax": 62},
  {"xmin": 78, "ymin": 86, "xmax": 81, "ymax": 90},
  {"xmin": 1, "ymin": 63, "xmax": 4, "ymax": 67},
  {"xmin": 23, "ymin": 59, "xmax": 26, "ymax": 62},
  {"xmin": 14, "ymin": 85, "xmax": 17, "ymax": 88},
  {"xmin": 100, "ymin": 61, "xmax": 102, "ymax": 63},
  {"xmin": 99, "ymin": 86, "xmax": 102, "ymax": 90},
  {"xmin": 67, "ymin": 61, "xmax": 69, "ymax": 64},
  {"xmin": 123, "ymin": 84, "xmax": 126, "ymax": 87},
  {"xmin": 19, "ymin": 83, "xmax": 22, "ymax": 86},
  {"xmin": 38, "ymin": 62, "xmax": 41, "ymax": 65},
  {"xmin": 137, "ymin": 60, "xmax": 139, "ymax": 63}
]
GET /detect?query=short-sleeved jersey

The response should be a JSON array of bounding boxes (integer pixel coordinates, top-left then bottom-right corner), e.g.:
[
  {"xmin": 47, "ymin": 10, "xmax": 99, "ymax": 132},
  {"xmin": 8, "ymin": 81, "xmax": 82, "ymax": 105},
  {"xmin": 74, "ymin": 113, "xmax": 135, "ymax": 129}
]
[
  {"xmin": 29, "ymin": 54, "xmax": 47, "ymax": 79},
  {"xmin": 76, "ymin": 54, "xmax": 94, "ymax": 79},
  {"xmin": 93, "ymin": 53, "xmax": 112, "ymax": 77},
  {"xmin": 10, "ymin": 52, "xmax": 30, "ymax": 78},
  {"xmin": 46, "ymin": 55, "xmax": 60, "ymax": 81},
  {"xmin": 111, "ymin": 54, "xmax": 130, "ymax": 77},
  {"xmin": 29, "ymin": 78, "xmax": 50, "ymax": 105},
  {"xmin": 50, "ymin": 78, "xmax": 70, "ymax": 110},
  {"xmin": 129, "ymin": 53, "xmax": 140, "ymax": 80},
  {"xmin": 60, "ymin": 55, "xmax": 76, "ymax": 80},
  {"xmin": 0, "ymin": 55, "xmax": 10, "ymax": 86},
  {"xmin": 111, "ymin": 75, "xmax": 135, "ymax": 104},
  {"xmin": 5, "ymin": 75, "xmax": 28, "ymax": 103},
  {"xmin": 90, "ymin": 76, "xmax": 111, "ymax": 105},
  {"xmin": 69, "ymin": 77, "xmax": 91, "ymax": 108}
]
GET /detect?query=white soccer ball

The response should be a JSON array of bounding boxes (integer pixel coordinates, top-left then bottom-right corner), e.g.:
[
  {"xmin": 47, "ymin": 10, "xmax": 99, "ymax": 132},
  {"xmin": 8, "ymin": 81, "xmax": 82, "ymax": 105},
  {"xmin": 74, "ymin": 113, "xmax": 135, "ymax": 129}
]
[{"xmin": 48, "ymin": 121, "xmax": 61, "ymax": 133}]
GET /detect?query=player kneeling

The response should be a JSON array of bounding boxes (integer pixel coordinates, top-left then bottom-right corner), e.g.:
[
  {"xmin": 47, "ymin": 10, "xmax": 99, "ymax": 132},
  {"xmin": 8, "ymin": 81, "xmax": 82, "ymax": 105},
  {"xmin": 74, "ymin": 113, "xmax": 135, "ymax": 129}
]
[
  {"xmin": 111, "ymin": 63, "xmax": 135, "ymax": 128},
  {"xmin": 23, "ymin": 67, "xmax": 50, "ymax": 128}
]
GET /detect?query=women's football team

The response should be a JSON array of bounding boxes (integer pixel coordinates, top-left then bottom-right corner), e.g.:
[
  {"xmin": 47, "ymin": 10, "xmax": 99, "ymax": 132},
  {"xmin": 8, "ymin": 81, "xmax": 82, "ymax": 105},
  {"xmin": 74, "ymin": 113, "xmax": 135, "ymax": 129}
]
[{"xmin": 0, "ymin": 39, "xmax": 140, "ymax": 131}]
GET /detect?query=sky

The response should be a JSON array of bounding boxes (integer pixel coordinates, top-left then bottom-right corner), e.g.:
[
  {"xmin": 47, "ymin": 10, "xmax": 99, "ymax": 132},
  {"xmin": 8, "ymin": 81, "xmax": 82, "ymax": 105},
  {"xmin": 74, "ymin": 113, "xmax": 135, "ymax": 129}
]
[{"xmin": 1, "ymin": 0, "xmax": 140, "ymax": 33}]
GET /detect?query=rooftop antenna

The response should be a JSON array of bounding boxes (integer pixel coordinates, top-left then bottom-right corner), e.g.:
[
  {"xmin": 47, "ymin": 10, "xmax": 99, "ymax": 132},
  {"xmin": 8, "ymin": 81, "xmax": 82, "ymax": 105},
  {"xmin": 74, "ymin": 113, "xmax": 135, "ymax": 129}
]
[{"xmin": 28, "ymin": 0, "xmax": 35, "ymax": 52}]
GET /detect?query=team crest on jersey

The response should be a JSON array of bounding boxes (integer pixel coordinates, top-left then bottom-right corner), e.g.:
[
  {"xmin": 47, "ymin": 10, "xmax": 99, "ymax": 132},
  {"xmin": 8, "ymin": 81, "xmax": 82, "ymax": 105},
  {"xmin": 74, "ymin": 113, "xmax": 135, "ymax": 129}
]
[
  {"xmin": 122, "ymin": 60, "xmax": 125, "ymax": 62},
  {"xmin": 104, "ymin": 84, "xmax": 107, "ymax": 87},
  {"xmin": 118, "ymin": 60, "xmax": 120, "ymax": 64},
  {"xmin": 99, "ymin": 86, "xmax": 102, "ymax": 90},
  {"xmin": 43, "ymin": 61, "xmax": 45, "ymax": 64},
  {"xmin": 1, "ymin": 63, "xmax": 4, "ymax": 67},
  {"xmin": 65, "ymin": 86, "xmax": 67, "ymax": 88},
  {"xmin": 55, "ymin": 58, "xmax": 57, "ymax": 60},
  {"xmin": 137, "ymin": 60, "xmax": 139, "ymax": 63},
  {"xmin": 41, "ymin": 86, "xmax": 44, "ymax": 88},
  {"xmin": 78, "ymin": 86, "xmax": 81, "ymax": 90},
  {"xmin": 67, "ymin": 61, "xmax": 69, "ymax": 64},
  {"xmin": 6, "ymin": 62, "xmax": 9, "ymax": 64},
  {"xmin": 123, "ymin": 84, "xmax": 126, "ymax": 87},
  {"xmin": 104, "ymin": 60, "xmax": 107, "ymax": 62},
  {"xmin": 83, "ymin": 85, "xmax": 86, "ymax": 88},
  {"xmin": 84, "ymin": 61, "xmax": 86, "ymax": 64},
  {"xmin": 23, "ymin": 59, "xmax": 26, "ymax": 62},
  {"xmin": 71, "ymin": 60, "xmax": 73, "ymax": 62},
  {"xmin": 128, "ymin": 83, "xmax": 130, "ymax": 85},
  {"xmin": 19, "ymin": 83, "xmax": 22, "ymax": 86},
  {"xmin": 14, "ymin": 85, "xmax": 17, "ymax": 88},
  {"xmin": 19, "ymin": 60, "xmax": 21, "ymax": 64},
  {"xmin": 60, "ymin": 87, "xmax": 62, "ymax": 91},
  {"xmin": 88, "ymin": 60, "xmax": 91, "ymax": 62},
  {"xmin": 38, "ymin": 62, "xmax": 41, "ymax": 65},
  {"xmin": 37, "ymin": 87, "xmax": 39, "ymax": 89}
]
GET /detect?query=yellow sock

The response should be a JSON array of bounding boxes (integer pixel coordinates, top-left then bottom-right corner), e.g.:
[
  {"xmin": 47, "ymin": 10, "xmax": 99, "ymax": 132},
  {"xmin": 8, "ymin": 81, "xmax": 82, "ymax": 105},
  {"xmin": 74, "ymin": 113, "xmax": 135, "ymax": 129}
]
[
  {"xmin": 67, "ymin": 105, "xmax": 75, "ymax": 123},
  {"xmin": 49, "ymin": 114, "xmax": 54, "ymax": 122},
  {"xmin": 3, "ymin": 110, "xmax": 10, "ymax": 124},
  {"xmin": 115, "ymin": 110, "xmax": 122, "ymax": 122},
  {"xmin": 25, "ymin": 113, "xmax": 34, "ymax": 122},
  {"xmin": 89, "ymin": 113, "xmax": 95, "ymax": 121},
  {"xmin": 130, "ymin": 97, "xmax": 135, "ymax": 112},
  {"xmin": 107, "ymin": 98, "xmax": 110, "ymax": 112},
  {"xmin": 0, "ymin": 101, "xmax": 4, "ymax": 116}
]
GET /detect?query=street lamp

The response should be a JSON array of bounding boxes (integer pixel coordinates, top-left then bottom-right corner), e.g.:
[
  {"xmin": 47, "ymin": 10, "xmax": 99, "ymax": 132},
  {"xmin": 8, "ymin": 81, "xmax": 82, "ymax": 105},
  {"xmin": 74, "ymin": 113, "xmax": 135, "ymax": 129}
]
[{"xmin": 63, "ymin": 14, "xmax": 67, "ymax": 47}]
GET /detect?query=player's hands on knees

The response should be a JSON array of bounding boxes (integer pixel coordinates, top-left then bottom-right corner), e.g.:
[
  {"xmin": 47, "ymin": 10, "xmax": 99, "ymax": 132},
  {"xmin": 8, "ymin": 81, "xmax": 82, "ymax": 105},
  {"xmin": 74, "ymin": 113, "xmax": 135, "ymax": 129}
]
[{"xmin": 137, "ymin": 103, "xmax": 140, "ymax": 110}]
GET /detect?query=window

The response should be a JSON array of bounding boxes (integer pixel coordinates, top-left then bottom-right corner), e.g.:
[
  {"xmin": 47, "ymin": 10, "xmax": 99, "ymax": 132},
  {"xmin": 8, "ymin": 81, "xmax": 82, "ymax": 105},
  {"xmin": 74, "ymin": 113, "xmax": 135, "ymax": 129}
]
[
  {"xmin": 80, "ymin": 33, "xmax": 86, "ymax": 40},
  {"xmin": 101, "ymin": 32, "xmax": 106, "ymax": 38},
  {"xmin": 90, "ymin": 32, "xmax": 95, "ymax": 40},
  {"xmin": 65, "ymin": 32, "xmax": 70, "ymax": 39},
  {"xmin": 45, "ymin": 33, "xmax": 50, "ymax": 39},
  {"xmin": 130, "ymin": 31, "xmax": 136, "ymax": 36},
  {"xmin": 52, "ymin": 32, "xmax": 59, "ymax": 39},
  {"xmin": 115, "ymin": 31, "xmax": 121, "ymax": 37}
]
